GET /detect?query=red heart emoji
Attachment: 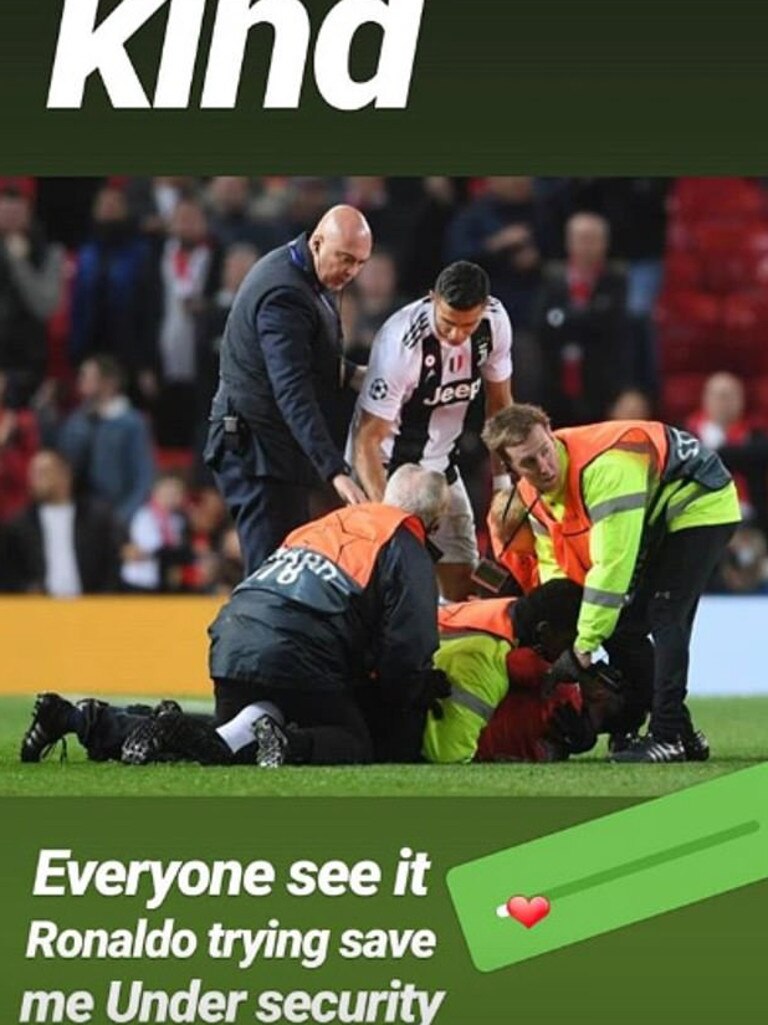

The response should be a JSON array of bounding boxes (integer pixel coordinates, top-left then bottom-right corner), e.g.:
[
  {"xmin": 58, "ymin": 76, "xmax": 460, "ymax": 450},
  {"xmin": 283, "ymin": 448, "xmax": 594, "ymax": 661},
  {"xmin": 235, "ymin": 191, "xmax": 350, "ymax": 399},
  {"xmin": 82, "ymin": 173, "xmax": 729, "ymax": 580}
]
[{"xmin": 506, "ymin": 895, "xmax": 551, "ymax": 928}]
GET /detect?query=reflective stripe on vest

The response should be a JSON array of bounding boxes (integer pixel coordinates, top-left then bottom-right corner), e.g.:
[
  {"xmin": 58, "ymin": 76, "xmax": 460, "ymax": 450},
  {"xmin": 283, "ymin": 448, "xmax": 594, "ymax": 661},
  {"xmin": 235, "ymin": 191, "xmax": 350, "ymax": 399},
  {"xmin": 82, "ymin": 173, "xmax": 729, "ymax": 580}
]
[{"xmin": 449, "ymin": 683, "xmax": 496, "ymax": 722}]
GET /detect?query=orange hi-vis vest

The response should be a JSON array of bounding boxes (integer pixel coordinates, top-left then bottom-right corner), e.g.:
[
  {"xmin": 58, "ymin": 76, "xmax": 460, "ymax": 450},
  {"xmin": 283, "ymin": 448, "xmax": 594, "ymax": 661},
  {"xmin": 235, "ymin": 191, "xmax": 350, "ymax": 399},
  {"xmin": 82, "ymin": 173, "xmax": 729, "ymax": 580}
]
[
  {"xmin": 517, "ymin": 421, "xmax": 669, "ymax": 585},
  {"xmin": 485, "ymin": 509, "xmax": 540, "ymax": 594},
  {"xmin": 282, "ymin": 504, "xmax": 426, "ymax": 588},
  {"xmin": 438, "ymin": 598, "xmax": 518, "ymax": 644}
]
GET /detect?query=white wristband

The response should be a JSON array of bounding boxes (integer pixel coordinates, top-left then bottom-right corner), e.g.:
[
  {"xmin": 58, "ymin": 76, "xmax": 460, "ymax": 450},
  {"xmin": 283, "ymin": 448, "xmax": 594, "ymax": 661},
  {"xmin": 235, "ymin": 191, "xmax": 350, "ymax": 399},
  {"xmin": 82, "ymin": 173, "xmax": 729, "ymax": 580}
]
[{"xmin": 492, "ymin": 474, "xmax": 512, "ymax": 491}]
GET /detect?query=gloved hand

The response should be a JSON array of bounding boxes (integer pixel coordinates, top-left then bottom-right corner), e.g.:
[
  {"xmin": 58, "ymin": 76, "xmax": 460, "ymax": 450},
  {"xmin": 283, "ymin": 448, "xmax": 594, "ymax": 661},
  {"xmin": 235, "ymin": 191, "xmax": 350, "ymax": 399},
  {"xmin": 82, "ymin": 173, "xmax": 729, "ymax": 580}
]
[
  {"xmin": 543, "ymin": 647, "xmax": 592, "ymax": 697},
  {"xmin": 407, "ymin": 668, "xmax": 452, "ymax": 719},
  {"xmin": 548, "ymin": 704, "xmax": 598, "ymax": 755}
]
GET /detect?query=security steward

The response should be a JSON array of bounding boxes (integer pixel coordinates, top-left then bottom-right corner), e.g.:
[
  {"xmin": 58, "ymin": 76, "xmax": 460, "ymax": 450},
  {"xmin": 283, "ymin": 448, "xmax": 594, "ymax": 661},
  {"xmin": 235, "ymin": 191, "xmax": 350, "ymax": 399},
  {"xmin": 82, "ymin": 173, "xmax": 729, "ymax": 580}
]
[
  {"xmin": 151, "ymin": 463, "xmax": 450, "ymax": 767},
  {"xmin": 423, "ymin": 580, "xmax": 584, "ymax": 763},
  {"xmin": 482, "ymin": 403, "xmax": 741, "ymax": 763},
  {"xmin": 204, "ymin": 205, "xmax": 372, "ymax": 574}
]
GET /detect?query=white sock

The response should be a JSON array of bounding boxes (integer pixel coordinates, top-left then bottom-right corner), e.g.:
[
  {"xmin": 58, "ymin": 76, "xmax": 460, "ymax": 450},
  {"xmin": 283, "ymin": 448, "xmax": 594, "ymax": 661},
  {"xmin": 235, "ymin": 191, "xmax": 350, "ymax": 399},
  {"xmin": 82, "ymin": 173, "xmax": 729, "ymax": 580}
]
[{"xmin": 216, "ymin": 702, "xmax": 285, "ymax": 754}]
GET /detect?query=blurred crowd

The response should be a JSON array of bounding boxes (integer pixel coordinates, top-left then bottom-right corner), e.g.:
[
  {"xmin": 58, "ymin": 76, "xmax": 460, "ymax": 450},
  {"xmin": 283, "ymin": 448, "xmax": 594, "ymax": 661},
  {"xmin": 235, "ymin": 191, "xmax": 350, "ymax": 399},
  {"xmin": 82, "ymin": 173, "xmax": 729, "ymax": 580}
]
[{"xmin": 0, "ymin": 175, "xmax": 766, "ymax": 596}]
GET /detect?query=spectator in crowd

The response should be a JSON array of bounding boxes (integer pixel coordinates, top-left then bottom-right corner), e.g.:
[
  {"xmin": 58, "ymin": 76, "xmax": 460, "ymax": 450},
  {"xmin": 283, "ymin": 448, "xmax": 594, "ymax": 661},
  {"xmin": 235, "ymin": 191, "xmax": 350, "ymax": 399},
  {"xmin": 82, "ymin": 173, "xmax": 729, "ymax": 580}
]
[
  {"xmin": 213, "ymin": 526, "xmax": 244, "ymax": 593},
  {"xmin": 154, "ymin": 195, "xmax": 216, "ymax": 447},
  {"xmin": 58, "ymin": 355, "xmax": 155, "ymax": 527},
  {"xmin": 710, "ymin": 526, "xmax": 768, "ymax": 594},
  {"xmin": 607, "ymin": 387, "xmax": 653, "ymax": 421},
  {"xmin": 398, "ymin": 177, "xmax": 460, "ymax": 296},
  {"xmin": 205, "ymin": 176, "xmax": 279, "ymax": 253},
  {"xmin": 204, "ymin": 205, "xmax": 371, "ymax": 574},
  {"xmin": 187, "ymin": 485, "xmax": 227, "ymax": 553},
  {"xmin": 445, "ymin": 176, "xmax": 543, "ymax": 328},
  {"xmin": 121, "ymin": 472, "xmax": 192, "ymax": 592},
  {"xmin": 0, "ymin": 449, "xmax": 121, "ymax": 595},
  {"xmin": 124, "ymin": 176, "xmax": 200, "ymax": 241},
  {"xmin": 69, "ymin": 185, "xmax": 158, "ymax": 396},
  {"xmin": 0, "ymin": 370, "xmax": 40, "ymax": 523},
  {"xmin": 347, "ymin": 249, "xmax": 404, "ymax": 361},
  {"xmin": 194, "ymin": 242, "xmax": 259, "ymax": 446},
  {"xmin": 687, "ymin": 373, "xmax": 750, "ymax": 453},
  {"xmin": 686, "ymin": 372, "xmax": 768, "ymax": 528},
  {"xmin": 343, "ymin": 177, "xmax": 412, "ymax": 266},
  {"xmin": 33, "ymin": 177, "xmax": 103, "ymax": 250},
  {"xmin": 548, "ymin": 178, "xmax": 669, "ymax": 394},
  {"xmin": 532, "ymin": 212, "xmax": 630, "ymax": 426},
  {"xmin": 0, "ymin": 187, "xmax": 65, "ymax": 404},
  {"xmin": 282, "ymin": 178, "xmax": 339, "ymax": 237}
]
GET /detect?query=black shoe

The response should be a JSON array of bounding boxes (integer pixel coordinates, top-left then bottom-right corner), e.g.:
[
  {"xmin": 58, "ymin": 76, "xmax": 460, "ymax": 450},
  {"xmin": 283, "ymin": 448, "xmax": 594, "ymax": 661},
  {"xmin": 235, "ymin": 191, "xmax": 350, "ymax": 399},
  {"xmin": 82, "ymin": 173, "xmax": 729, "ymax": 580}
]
[
  {"xmin": 683, "ymin": 729, "xmax": 710, "ymax": 762},
  {"xmin": 122, "ymin": 710, "xmax": 230, "ymax": 766},
  {"xmin": 121, "ymin": 715, "xmax": 166, "ymax": 765},
  {"xmin": 609, "ymin": 733, "xmax": 686, "ymax": 763},
  {"xmin": 253, "ymin": 716, "xmax": 288, "ymax": 768},
  {"xmin": 21, "ymin": 693, "xmax": 74, "ymax": 762},
  {"xmin": 153, "ymin": 699, "xmax": 182, "ymax": 717},
  {"xmin": 607, "ymin": 731, "xmax": 640, "ymax": 757}
]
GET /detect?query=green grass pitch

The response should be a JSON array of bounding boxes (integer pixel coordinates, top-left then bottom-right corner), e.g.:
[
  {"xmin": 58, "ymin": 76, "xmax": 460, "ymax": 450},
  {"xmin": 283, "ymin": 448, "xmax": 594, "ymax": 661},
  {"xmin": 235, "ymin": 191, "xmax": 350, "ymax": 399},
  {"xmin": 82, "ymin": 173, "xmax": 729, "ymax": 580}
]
[{"xmin": 0, "ymin": 695, "xmax": 766, "ymax": 798}]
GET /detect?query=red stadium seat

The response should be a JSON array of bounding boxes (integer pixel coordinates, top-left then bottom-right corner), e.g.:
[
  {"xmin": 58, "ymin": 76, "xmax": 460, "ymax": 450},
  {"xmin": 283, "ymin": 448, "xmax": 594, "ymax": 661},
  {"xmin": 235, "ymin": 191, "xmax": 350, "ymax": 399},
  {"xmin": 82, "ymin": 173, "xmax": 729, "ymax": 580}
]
[
  {"xmin": 669, "ymin": 178, "xmax": 766, "ymax": 226},
  {"xmin": 721, "ymin": 294, "xmax": 768, "ymax": 373},
  {"xmin": 652, "ymin": 289, "xmax": 717, "ymax": 352},
  {"xmin": 663, "ymin": 251, "xmax": 703, "ymax": 291},
  {"xmin": 747, "ymin": 376, "xmax": 768, "ymax": 420},
  {"xmin": 693, "ymin": 223, "xmax": 768, "ymax": 293},
  {"xmin": 661, "ymin": 373, "xmax": 709, "ymax": 425}
]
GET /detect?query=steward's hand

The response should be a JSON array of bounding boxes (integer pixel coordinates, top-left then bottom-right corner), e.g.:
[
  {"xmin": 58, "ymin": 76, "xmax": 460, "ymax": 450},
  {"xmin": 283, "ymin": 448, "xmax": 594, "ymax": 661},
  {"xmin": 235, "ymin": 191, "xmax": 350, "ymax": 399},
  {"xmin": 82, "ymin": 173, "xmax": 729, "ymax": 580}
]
[
  {"xmin": 332, "ymin": 474, "xmax": 367, "ymax": 505},
  {"xmin": 409, "ymin": 668, "xmax": 452, "ymax": 720},
  {"xmin": 543, "ymin": 647, "xmax": 592, "ymax": 697}
]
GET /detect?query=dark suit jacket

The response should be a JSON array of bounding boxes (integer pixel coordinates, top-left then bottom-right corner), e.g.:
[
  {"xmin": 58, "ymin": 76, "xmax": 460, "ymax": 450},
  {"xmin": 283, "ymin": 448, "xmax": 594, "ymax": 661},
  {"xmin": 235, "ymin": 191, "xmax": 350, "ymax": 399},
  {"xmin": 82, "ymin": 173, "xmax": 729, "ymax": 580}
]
[
  {"xmin": 532, "ymin": 261, "xmax": 630, "ymax": 426},
  {"xmin": 206, "ymin": 233, "xmax": 349, "ymax": 487},
  {"xmin": 0, "ymin": 499, "xmax": 122, "ymax": 594}
]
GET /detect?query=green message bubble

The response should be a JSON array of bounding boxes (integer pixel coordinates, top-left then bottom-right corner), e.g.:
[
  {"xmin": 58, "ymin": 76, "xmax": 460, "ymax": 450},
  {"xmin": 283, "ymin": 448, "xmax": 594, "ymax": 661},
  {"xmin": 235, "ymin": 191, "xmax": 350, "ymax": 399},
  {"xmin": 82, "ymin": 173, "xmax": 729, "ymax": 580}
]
[{"xmin": 447, "ymin": 764, "xmax": 768, "ymax": 971}]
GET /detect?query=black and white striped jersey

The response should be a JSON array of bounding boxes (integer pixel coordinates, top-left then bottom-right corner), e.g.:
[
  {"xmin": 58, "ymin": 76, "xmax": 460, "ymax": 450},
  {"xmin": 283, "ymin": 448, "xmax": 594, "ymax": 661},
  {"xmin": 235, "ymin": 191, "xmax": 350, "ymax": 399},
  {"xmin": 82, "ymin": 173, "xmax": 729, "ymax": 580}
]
[{"xmin": 348, "ymin": 295, "xmax": 512, "ymax": 473}]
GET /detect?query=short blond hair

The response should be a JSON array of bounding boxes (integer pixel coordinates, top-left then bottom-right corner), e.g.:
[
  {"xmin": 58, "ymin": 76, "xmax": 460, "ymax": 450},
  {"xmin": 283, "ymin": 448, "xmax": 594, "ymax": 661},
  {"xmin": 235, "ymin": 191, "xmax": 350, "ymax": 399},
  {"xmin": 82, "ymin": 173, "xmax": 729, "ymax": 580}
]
[{"xmin": 482, "ymin": 404, "xmax": 550, "ymax": 454}]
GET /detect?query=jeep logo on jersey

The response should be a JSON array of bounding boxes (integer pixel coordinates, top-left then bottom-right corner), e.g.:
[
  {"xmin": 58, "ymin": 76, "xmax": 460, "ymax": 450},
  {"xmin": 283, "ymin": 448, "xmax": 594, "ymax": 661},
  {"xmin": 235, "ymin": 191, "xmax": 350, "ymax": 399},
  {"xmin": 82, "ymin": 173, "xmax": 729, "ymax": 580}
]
[
  {"xmin": 423, "ymin": 378, "xmax": 482, "ymax": 407},
  {"xmin": 47, "ymin": 0, "xmax": 426, "ymax": 110}
]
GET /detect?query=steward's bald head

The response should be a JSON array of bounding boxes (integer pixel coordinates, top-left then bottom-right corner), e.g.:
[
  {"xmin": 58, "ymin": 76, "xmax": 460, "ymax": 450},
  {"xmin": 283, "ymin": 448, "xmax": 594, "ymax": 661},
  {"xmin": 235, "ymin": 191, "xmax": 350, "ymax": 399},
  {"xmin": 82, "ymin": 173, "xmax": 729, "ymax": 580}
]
[{"xmin": 309, "ymin": 205, "xmax": 372, "ymax": 291}]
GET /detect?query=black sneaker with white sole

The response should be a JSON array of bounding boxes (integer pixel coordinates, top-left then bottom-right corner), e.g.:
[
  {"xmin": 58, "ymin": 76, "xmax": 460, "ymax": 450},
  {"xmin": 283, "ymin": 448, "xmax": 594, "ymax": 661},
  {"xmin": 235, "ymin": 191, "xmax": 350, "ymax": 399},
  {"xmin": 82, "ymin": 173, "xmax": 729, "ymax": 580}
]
[
  {"xmin": 682, "ymin": 729, "xmax": 710, "ymax": 762},
  {"xmin": 253, "ymin": 716, "xmax": 288, "ymax": 768},
  {"xmin": 609, "ymin": 733, "xmax": 686, "ymax": 763},
  {"xmin": 20, "ymin": 693, "xmax": 74, "ymax": 762}
]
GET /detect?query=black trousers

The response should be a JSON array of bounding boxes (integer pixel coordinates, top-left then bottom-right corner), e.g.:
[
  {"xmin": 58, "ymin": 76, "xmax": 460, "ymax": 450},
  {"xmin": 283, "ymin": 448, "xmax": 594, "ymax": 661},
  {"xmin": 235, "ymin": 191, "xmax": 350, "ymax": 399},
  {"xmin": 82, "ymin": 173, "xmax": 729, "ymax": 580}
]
[
  {"xmin": 610, "ymin": 522, "xmax": 737, "ymax": 740},
  {"xmin": 74, "ymin": 702, "xmax": 211, "ymax": 761},
  {"xmin": 213, "ymin": 452, "xmax": 310, "ymax": 574},
  {"xmin": 213, "ymin": 678, "xmax": 374, "ymax": 765}
]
